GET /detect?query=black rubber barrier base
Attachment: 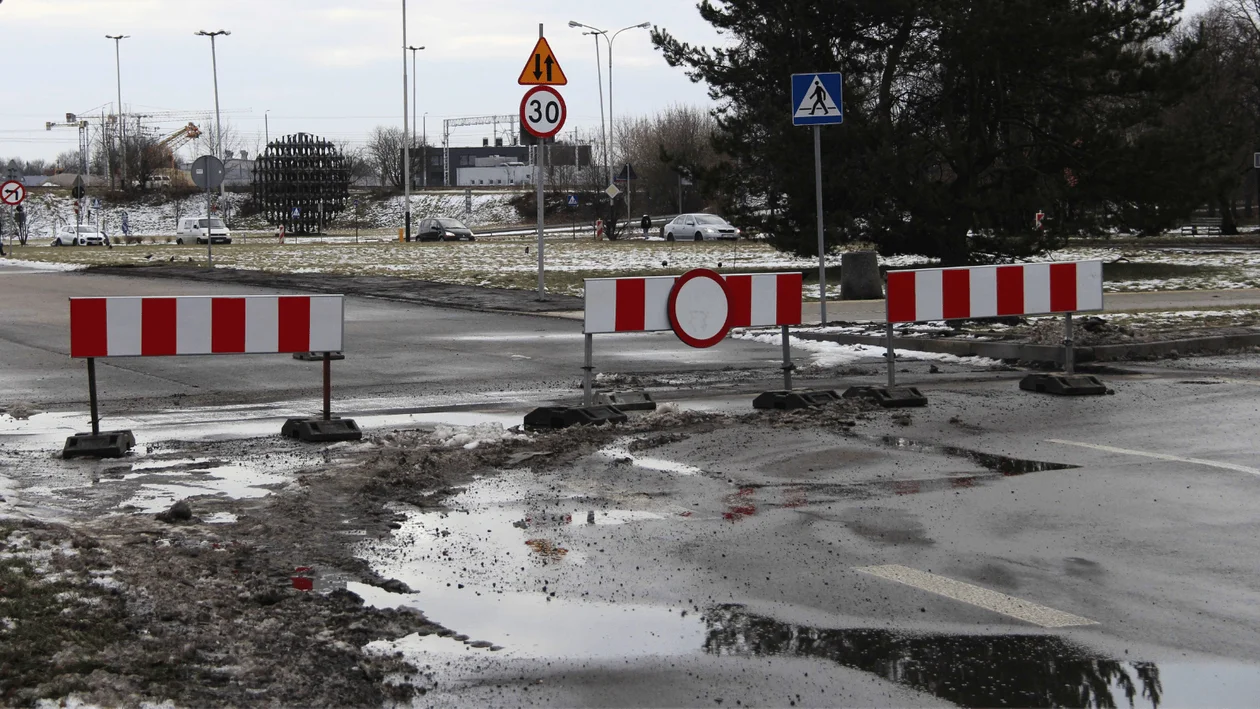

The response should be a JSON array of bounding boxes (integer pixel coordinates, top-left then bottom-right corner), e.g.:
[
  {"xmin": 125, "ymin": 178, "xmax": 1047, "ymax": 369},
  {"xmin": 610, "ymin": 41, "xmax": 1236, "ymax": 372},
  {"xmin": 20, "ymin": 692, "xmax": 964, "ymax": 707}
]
[
  {"xmin": 281, "ymin": 417, "xmax": 363, "ymax": 442},
  {"xmin": 63, "ymin": 430, "xmax": 136, "ymax": 459},
  {"xmin": 292, "ymin": 351, "xmax": 345, "ymax": 361},
  {"xmin": 842, "ymin": 386, "xmax": 929, "ymax": 408},
  {"xmin": 593, "ymin": 390, "xmax": 657, "ymax": 412},
  {"xmin": 1019, "ymin": 374, "xmax": 1109, "ymax": 396},
  {"xmin": 524, "ymin": 405, "xmax": 628, "ymax": 430},
  {"xmin": 752, "ymin": 389, "xmax": 842, "ymax": 411}
]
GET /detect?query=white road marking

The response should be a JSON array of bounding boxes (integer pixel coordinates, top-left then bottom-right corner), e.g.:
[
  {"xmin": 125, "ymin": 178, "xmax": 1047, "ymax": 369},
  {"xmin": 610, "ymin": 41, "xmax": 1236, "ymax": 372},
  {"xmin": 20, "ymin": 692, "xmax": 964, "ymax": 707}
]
[
  {"xmin": 856, "ymin": 564, "xmax": 1097, "ymax": 628},
  {"xmin": 1047, "ymin": 439, "xmax": 1260, "ymax": 478}
]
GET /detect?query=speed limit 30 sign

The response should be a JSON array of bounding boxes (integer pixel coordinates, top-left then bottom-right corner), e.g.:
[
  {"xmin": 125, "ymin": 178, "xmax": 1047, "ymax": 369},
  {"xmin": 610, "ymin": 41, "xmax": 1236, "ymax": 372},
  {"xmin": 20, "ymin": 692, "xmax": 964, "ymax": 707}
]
[{"xmin": 520, "ymin": 85, "xmax": 567, "ymax": 139}]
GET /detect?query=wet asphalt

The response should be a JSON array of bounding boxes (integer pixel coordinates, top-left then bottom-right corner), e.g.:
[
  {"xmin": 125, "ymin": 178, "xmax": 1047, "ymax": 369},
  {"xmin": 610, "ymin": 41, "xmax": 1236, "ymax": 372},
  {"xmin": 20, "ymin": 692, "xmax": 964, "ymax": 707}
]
[{"xmin": 4, "ymin": 263, "xmax": 1260, "ymax": 707}]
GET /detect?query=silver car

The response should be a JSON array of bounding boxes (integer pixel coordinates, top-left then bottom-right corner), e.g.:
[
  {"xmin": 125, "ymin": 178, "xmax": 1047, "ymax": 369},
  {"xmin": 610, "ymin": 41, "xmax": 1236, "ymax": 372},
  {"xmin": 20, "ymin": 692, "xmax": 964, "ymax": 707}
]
[
  {"xmin": 51, "ymin": 225, "xmax": 109, "ymax": 247},
  {"xmin": 663, "ymin": 214, "xmax": 741, "ymax": 241}
]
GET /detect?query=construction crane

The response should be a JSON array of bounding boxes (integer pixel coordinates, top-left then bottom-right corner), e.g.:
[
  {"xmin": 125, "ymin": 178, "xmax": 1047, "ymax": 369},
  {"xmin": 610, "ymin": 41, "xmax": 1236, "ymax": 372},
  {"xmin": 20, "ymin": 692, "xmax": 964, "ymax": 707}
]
[
  {"xmin": 45, "ymin": 113, "xmax": 91, "ymax": 175},
  {"xmin": 443, "ymin": 114, "xmax": 518, "ymax": 186},
  {"xmin": 153, "ymin": 123, "xmax": 202, "ymax": 167}
]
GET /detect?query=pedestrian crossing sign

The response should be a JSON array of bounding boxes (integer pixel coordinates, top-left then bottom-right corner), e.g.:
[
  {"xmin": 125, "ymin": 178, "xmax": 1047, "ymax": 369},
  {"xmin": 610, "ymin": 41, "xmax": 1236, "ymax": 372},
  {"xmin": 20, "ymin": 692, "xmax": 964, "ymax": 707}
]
[{"xmin": 791, "ymin": 73, "xmax": 843, "ymax": 127}]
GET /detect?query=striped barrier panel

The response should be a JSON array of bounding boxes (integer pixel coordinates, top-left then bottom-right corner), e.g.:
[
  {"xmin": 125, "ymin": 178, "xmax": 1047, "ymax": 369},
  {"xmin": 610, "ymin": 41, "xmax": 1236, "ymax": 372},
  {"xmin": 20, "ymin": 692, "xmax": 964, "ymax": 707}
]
[
  {"xmin": 886, "ymin": 261, "xmax": 1103, "ymax": 324},
  {"xmin": 584, "ymin": 271, "xmax": 803, "ymax": 335},
  {"xmin": 69, "ymin": 295, "xmax": 344, "ymax": 358}
]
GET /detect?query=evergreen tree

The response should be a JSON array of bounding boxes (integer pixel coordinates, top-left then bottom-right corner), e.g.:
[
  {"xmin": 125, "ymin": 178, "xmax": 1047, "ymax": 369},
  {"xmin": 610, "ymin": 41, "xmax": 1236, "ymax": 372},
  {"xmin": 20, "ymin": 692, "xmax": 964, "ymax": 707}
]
[{"xmin": 654, "ymin": 0, "xmax": 1189, "ymax": 263}]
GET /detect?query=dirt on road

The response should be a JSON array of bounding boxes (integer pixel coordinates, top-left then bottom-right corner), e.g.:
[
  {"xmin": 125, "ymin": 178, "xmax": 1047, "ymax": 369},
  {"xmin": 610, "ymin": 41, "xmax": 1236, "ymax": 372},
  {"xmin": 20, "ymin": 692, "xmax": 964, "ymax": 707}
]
[{"xmin": 1, "ymin": 401, "xmax": 882, "ymax": 707}]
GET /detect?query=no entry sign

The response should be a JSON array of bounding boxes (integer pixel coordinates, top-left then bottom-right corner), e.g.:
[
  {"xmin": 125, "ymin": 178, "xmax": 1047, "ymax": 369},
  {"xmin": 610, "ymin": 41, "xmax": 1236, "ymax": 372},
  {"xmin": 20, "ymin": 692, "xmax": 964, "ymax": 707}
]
[{"xmin": 520, "ymin": 85, "xmax": 567, "ymax": 139}]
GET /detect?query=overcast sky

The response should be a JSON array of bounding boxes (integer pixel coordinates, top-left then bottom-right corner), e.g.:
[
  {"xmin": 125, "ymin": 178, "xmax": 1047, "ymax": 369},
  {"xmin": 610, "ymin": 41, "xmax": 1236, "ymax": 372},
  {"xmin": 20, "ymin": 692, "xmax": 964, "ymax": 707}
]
[{"xmin": 0, "ymin": 0, "xmax": 1216, "ymax": 164}]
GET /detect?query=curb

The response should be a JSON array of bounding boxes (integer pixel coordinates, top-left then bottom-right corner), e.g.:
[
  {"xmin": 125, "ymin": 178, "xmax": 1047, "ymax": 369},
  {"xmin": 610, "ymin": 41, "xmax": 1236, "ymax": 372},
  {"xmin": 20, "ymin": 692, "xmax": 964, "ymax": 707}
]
[
  {"xmin": 794, "ymin": 331, "xmax": 1260, "ymax": 363},
  {"xmin": 82, "ymin": 265, "xmax": 584, "ymax": 316}
]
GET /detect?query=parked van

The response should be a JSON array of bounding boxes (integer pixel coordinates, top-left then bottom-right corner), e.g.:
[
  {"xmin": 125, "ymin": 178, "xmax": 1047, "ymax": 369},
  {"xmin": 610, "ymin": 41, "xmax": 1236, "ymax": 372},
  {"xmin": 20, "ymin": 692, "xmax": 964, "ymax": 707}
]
[{"xmin": 175, "ymin": 217, "xmax": 232, "ymax": 245}]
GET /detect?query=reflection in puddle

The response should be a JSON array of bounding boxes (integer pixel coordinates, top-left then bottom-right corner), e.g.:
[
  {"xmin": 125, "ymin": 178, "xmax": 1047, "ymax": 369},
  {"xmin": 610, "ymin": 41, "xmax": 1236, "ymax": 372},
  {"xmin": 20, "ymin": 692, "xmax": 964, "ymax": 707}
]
[
  {"xmin": 596, "ymin": 439, "xmax": 704, "ymax": 476},
  {"xmin": 878, "ymin": 436, "xmax": 1077, "ymax": 475},
  {"xmin": 704, "ymin": 606, "xmax": 1260, "ymax": 708}
]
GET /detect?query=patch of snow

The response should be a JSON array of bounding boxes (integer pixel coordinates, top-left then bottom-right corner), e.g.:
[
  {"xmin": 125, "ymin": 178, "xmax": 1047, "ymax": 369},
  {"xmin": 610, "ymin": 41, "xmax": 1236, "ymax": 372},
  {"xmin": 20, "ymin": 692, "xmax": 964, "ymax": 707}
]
[{"xmin": 431, "ymin": 422, "xmax": 530, "ymax": 450}]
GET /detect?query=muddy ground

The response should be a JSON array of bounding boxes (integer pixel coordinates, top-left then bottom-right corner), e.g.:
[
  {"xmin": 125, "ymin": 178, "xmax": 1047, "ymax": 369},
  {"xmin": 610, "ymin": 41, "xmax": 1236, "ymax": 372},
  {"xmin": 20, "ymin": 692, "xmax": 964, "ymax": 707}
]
[{"xmin": 0, "ymin": 401, "xmax": 884, "ymax": 707}]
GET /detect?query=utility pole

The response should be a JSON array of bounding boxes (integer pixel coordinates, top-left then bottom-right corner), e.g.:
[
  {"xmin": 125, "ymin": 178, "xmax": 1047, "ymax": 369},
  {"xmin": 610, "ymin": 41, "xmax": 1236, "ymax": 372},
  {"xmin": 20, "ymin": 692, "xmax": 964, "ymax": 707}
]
[{"xmin": 106, "ymin": 35, "xmax": 129, "ymax": 190}]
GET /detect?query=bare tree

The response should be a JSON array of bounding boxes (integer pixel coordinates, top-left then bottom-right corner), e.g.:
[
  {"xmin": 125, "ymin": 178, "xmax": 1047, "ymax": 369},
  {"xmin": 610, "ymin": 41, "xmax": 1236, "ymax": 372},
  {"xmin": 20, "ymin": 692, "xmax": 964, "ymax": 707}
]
[
  {"xmin": 614, "ymin": 105, "xmax": 722, "ymax": 216},
  {"xmin": 194, "ymin": 118, "xmax": 244, "ymax": 160},
  {"xmin": 366, "ymin": 126, "xmax": 406, "ymax": 190}
]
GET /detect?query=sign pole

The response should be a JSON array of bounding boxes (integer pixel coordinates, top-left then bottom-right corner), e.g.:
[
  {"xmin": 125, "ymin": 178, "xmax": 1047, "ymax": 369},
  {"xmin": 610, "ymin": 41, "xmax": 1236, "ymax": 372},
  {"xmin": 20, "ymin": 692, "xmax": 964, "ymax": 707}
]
[
  {"xmin": 206, "ymin": 180, "xmax": 213, "ymax": 268},
  {"xmin": 886, "ymin": 322, "xmax": 896, "ymax": 388},
  {"xmin": 583, "ymin": 333, "xmax": 594, "ymax": 407},
  {"xmin": 814, "ymin": 124, "xmax": 826, "ymax": 325},
  {"xmin": 86, "ymin": 357, "xmax": 100, "ymax": 436},
  {"xmin": 1064, "ymin": 312, "xmax": 1075, "ymax": 375},
  {"xmin": 536, "ymin": 23, "xmax": 546, "ymax": 300},
  {"xmin": 781, "ymin": 325, "xmax": 793, "ymax": 391},
  {"xmin": 323, "ymin": 352, "xmax": 332, "ymax": 421}
]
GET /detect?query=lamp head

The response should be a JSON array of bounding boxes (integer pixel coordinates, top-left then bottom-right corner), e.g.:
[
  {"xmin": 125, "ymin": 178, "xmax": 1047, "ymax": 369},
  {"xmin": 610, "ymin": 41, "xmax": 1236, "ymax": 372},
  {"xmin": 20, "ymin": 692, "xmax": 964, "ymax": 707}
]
[
  {"xmin": 568, "ymin": 21, "xmax": 581, "ymax": 28},
  {"xmin": 637, "ymin": 22, "xmax": 651, "ymax": 28}
]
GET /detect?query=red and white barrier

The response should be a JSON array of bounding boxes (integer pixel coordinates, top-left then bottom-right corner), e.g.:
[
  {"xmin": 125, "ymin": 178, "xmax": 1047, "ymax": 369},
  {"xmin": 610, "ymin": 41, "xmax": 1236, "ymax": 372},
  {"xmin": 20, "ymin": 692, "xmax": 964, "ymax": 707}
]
[
  {"xmin": 584, "ymin": 271, "xmax": 803, "ymax": 335},
  {"xmin": 886, "ymin": 261, "xmax": 1102, "ymax": 324},
  {"xmin": 69, "ymin": 295, "xmax": 344, "ymax": 358}
]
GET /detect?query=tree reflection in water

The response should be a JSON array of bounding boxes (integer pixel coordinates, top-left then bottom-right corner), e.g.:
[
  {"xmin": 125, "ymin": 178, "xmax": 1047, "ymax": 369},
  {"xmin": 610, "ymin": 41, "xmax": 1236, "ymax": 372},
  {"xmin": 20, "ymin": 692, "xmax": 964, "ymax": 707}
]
[{"xmin": 703, "ymin": 605, "xmax": 1162, "ymax": 708}]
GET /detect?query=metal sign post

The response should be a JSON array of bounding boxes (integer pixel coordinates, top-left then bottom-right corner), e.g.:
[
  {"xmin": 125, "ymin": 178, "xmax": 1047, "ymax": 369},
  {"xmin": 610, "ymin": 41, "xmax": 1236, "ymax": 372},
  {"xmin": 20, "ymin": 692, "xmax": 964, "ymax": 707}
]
[
  {"xmin": 519, "ymin": 27, "xmax": 568, "ymax": 300},
  {"xmin": 191, "ymin": 155, "xmax": 225, "ymax": 268},
  {"xmin": 791, "ymin": 72, "xmax": 844, "ymax": 324}
]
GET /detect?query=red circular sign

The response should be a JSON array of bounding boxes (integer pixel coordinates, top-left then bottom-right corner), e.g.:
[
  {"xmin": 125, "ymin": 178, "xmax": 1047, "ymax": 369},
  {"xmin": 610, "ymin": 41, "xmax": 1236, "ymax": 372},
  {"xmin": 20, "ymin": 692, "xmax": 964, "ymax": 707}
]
[
  {"xmin": 668, "ymin": 269, "xmax": 732, "ymax": 349},
  {"xmin": 0, "ymin": 180, "xmax": 26, "ymax": 206},
  {"xmin": 520, "ymin": 86, "xmax": 567, "ymax": 139}
]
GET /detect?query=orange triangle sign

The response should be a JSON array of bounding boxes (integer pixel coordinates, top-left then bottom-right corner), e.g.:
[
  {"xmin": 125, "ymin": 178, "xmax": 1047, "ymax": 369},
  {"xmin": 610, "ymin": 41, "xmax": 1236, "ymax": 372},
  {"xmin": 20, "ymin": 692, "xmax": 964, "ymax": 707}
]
[{"xmin": 518, "ymin": 37, "xmax": 568, "ymax": 86}]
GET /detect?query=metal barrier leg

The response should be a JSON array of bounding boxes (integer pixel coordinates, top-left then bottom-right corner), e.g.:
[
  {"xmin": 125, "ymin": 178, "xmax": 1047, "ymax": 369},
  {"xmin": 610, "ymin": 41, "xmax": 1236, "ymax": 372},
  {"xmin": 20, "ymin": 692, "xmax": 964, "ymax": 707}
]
[
  {"xmin": 1064, "ymin": 312, "xmax": 1075, "ymax": 375},
  {"xmin": 582, "ymin": 334, "xmax": 594, "ymax": 408},
  {"xmin": 886, "ymin": 323, "xmax": 896, "ymax": 388},
  {"xmin": 781, "ymin": 325, "xmax": 794, "ymax": 391},
  {"xmin": 323, "ymin": 352, "xmax": 332, "ymax": 421},
  {"xmin": 87, "ymin": 357, "xmax": 100, "ymax": 435}
]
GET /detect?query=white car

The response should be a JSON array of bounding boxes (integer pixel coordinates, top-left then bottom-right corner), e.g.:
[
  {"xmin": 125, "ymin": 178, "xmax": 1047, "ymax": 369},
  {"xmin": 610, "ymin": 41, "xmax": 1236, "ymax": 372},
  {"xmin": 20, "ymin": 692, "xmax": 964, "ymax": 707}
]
[
  {"xmin": 663, "ymin": 214, "xmax": 741, "ymax": 241},
  {"xmin": 51, "ymin": 226, "xmax": 109, "ymax": 247}
]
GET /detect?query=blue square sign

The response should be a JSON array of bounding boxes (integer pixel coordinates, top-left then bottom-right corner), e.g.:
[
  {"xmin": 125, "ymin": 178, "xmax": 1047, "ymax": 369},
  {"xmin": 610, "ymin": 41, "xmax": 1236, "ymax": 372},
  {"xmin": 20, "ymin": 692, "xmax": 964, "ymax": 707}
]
[{"xmin": 791, "ymin": 73, "xmax": 843, "ymax": 127}]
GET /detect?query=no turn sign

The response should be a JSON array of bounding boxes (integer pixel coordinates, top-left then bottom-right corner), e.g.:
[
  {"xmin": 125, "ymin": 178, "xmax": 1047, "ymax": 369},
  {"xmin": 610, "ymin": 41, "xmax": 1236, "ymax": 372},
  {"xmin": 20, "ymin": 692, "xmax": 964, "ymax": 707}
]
[
  {"xmin": 1, "ymin": 180, "xmax": 26, "ymax": 206},
  {"xmin": 520, "ymin": 85, "xmax": 567, "ymax": 139}
]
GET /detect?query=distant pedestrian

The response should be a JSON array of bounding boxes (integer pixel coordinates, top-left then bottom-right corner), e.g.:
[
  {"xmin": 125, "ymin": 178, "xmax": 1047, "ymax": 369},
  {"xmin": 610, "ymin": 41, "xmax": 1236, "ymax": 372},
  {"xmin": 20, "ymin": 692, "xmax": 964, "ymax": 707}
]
[{"xmin": 640, "ymin": 214, "xmax": 651, "ymax": 237}]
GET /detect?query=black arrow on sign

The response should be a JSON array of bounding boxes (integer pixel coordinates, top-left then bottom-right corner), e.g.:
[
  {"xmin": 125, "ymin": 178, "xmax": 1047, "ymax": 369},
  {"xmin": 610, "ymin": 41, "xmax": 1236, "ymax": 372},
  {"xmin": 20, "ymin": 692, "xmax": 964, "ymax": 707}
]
[
  {"xmin": 544, "ymin": 56, "xmax": 554, "ymax": 82},
  {"xmin": 533, "ymin": 54, "xmax": 542, "ymax": 80}
]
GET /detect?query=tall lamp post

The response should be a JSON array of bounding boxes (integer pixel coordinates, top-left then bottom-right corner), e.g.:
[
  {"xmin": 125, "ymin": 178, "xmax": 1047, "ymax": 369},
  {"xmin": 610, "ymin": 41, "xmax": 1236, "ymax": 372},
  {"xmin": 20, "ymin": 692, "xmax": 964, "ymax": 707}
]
[
  {"xmin": 195, "ymin": 29, "xmax": 230, "ymax": 200},
  {"xmin": 568, "ymin": 21, "xmax": 650, "ymax": 227},
  {"xmin": 401, "ymin": 1, "xmax": 412, "ymax": 241},
  {"xmin": 422, "ymin": 112, "xmax": 428, "ymax": 188},
  {"xmin": 105, "ymin": 34, "xmax": 129, "ymax": 190}
]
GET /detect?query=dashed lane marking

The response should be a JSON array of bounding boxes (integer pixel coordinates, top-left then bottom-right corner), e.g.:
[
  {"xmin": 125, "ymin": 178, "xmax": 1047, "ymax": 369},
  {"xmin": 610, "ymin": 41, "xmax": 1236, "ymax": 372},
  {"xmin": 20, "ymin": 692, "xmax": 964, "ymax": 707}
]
[
  {"xmin": 856, "ymin": 564, "xmax": 1097, "ymax": 628},
  {"xmin": 1047, "ymin": 439, "xmax": 1260, "ymax": 478}
]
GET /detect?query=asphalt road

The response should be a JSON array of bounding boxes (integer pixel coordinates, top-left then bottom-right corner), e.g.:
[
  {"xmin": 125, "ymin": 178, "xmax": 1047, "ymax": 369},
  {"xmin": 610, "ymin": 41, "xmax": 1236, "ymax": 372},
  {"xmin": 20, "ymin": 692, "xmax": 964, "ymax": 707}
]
[
  {"xmin": 0, "ymin": 263, "xmax": 793, "ymax": 414},
  {"xmin": 4, "ymin": 261, "xmax": 1260, "ymax": 707}
]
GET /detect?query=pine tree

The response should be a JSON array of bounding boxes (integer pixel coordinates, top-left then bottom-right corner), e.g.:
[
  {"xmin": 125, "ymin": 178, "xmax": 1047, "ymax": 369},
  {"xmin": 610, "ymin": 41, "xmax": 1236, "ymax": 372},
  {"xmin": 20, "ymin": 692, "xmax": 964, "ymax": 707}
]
[{"xmin": 654, "ymin": 0, "xmax": 1189, "ymax": 262}]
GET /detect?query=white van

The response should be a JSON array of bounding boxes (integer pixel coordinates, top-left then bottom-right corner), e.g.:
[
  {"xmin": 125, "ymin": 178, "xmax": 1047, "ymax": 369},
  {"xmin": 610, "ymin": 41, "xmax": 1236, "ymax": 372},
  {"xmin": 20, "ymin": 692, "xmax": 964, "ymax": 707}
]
[{"xmin": 175, "ymin": 217, "xmax": 232, "ymax": 245}]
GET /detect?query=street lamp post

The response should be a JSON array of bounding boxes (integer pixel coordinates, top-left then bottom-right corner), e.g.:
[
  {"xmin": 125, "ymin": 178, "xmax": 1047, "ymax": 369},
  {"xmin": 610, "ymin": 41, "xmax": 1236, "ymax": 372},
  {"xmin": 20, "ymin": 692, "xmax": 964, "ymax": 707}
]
[
  {"xmin": 422, "ymin": 112, "xmax": 428, "ymax": 188},
  {"xmin": 581, "ymin": 31, "xmax": 608, "ymax": 185},
  {"xmin": 568, "ymin": 21, "xmax": 650, "ymax": 229},
  {"xmin": 401, "ymin": 1, "xmax": 412, "ymax": 241},
  {"xmin": 264, "ymin": 109, "xmax": 269, "ymax": 145},
  {"xmin": 195, "ymin": 30, "xmax": 230, "ymax": 200},
  {"xmin": 105, "ymin": 34, "xmax": 129, "ymax": 190}
]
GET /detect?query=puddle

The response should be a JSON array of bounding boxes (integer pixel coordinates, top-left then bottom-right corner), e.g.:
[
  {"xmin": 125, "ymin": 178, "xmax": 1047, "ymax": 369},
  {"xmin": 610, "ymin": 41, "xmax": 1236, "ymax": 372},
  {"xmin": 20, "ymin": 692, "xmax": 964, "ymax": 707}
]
[
  {"xmin": 705, "ymin": 605, "xmax": 1260, "ymax": 708},
  {"xmin": 108, "ymin": 463, "xmax": 289, "ymax": 513},
  {"xmin": 202, "ymin": 512, "xmax": 238, "ymax": 524},
  {"xmin": 354, "ymin": 473, "xmax": 695, "ymax": 659},
  {"xmin": 596, "ymin": 438, "xmax": 704, "ymax": 476},
  {"xmin": 877, "ymin": 436, "xmax": 1077, "ymax": 475}
]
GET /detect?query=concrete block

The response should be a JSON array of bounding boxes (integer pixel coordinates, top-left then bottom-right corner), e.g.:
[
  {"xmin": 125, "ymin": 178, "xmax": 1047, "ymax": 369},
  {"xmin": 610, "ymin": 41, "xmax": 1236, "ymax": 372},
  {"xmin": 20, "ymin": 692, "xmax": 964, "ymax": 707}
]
[
  {"xmin": 753, "ymin": 389, "xmax": 842, "ymax": 410},
  {"xmin": 1018, "ymin": 374, "xmax": 1108, "ymax": 396},
  {"xmin": 524, "ymin": 405, "xmax": 628, "ymax": 430},
  {"xmin": 594, "ymin": 390, "xmax": 657, "ymax": 411},
  {"xmin": 292, "ymin": 351, "xmax": 345, "ymax": 362},
  {"xmin": 842, "ymin": 386, "xmax": 928, "ymax": 408},
  {"xmin": 281, "ymin": 417, "xmax": 363, "ymax": 442},
  {"xmin": 63, "ymin": 430, "xmax": 136, "ymax": 459},
  {"xmin": 840, "ymin": 252, "xmax": 883, "ymax": 301}
]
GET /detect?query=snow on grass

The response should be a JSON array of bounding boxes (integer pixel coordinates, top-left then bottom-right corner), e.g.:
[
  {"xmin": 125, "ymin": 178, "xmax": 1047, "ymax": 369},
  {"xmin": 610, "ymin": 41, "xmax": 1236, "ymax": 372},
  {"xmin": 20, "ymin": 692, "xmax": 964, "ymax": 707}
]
[{"xmin": 733, "ymin": 327, "xmax": 1002, "ymax": 368}]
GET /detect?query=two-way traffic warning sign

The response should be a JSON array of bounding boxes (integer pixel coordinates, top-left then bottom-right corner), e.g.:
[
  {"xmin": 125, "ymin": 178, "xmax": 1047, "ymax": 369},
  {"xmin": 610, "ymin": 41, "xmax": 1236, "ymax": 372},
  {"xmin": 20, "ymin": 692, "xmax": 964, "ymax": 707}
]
[
  {"xmin": 1, "ymin": 180, "xmax": 27, "ymax": 206},
  {"xmin": 518, "ymin": 37, "xmax": 567, "ymax": 85}
]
